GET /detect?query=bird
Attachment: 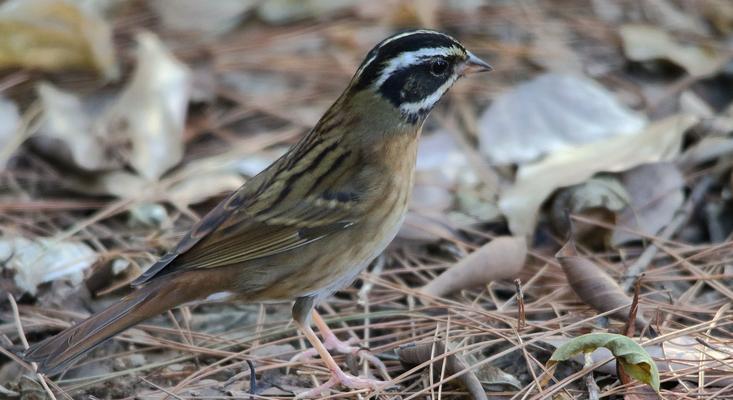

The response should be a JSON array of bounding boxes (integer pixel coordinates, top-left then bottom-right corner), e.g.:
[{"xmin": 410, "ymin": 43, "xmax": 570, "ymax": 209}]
[{"xmin": 22, "ymin": 29, "xmax": 491, "ymax": 396}]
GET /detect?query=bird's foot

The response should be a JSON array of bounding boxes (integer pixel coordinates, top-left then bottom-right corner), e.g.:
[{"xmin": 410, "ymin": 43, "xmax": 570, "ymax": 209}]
[
  {"xmin": 295, "ymin": 368, "xmax": 387, "ymax": 398},
  {"xmin": 289, "ymin": 334, "xmax": 389, "ymax": 378}
]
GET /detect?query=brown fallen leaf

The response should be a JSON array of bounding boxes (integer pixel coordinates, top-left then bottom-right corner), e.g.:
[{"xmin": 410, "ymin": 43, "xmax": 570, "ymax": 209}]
[
  {"xmin": 612, "ymin": 162, "xmax": 685, "ymax": 246},
  {"xmin": 0, "ymin": 0, "xmax": 118, "ymax": 79},
  {"xmin": 556, "ymin": 241, "xmax": 648, "ymax": 329},
  {"xmin": 397, "ymin": 341, "xmax": 487, "ymax": 400},
  {"xmin": 420, "ymin": 236, "xmax": 527, "ymax": 298}
]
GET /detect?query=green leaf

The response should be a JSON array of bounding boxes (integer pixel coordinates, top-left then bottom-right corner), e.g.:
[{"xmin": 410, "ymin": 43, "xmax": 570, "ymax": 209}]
[{"xmin": 548, "ymin": 333, "xmax": 660, "ymax": 392}]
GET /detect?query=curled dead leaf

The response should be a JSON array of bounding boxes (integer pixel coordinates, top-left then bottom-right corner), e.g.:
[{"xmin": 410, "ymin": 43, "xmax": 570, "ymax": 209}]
[
  {"xmin": 545, "ymin": 333, "xmax": 660, "ymax": 392},
  {"xmin": 397, "ymin": 341, "xmax": 487, "ymax": 400},
  {"xmin": 421, "ymin": 236, "xmax": 527, "ymax": 298},
  {"xmin": 556, "ymin": 241, "xmax": 648, "ymax": 329},
  {"xmin": 550, "ymin": 176, "xmax": 629, "ymax": 246},
  {"xmin": 542, "ymin": 334, "xmax": 733, "ymax": 387}
]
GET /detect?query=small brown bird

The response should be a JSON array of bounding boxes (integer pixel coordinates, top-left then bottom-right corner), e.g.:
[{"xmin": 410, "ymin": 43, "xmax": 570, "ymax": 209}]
[{"xmin": 23, "ymin": 29, "xmax": 491, "ymax": 396}]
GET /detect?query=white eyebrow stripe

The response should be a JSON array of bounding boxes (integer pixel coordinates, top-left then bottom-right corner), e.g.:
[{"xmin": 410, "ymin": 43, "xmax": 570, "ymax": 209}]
[{"xmin": 373, "ymin": 46, "xmax": 464, "ymax": 88}]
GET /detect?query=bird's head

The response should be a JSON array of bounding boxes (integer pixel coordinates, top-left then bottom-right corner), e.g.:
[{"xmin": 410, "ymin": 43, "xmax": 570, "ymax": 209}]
[{"xmin": 348, "ymin": 30, "xmax": 491, "ymax": 124}]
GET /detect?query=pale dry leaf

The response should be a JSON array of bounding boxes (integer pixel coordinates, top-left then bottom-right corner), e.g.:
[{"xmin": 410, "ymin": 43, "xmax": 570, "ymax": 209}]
[
  {"xmin": 35, "ymin": 82, "xmax": 122, "ymax": 171},
  {"xmin": 105, "ymin": 32, "xmax": 191, "ymax": 180},
  {"xmin": 619, "ymin": 24, "xmax": 725, "ymax": 77},
  {"xmin": 0, "ymin": 236, "xmax": 97, "ymax": 295},
  {"xmin": 409, "ymin": 183, "xmax": 453, "ymax": 213},
  {"xmin": 701, "ymin": 0, "xmax": 733, "ymax": 34},
  {"xmin": 397, "ymin": 212, "xmax": 457, "ymax": 243},
  {"xmin": 678, "ymin": 135, "xmax": 733, "ymax": 169},
  {"xmin": 0, "ymin": 96, "xmax": 21, "ymax": 169},
  {"xmin": 167, "ymin": 173, "xmax": 244, "ymax": 206},
  {"xmin": 640, "ymin": 0, "xmax": 709, "ymax": 35},
  {"xmin": 151, "ymin": 0, "xmax": 256, "ymax": 36},
  {"xmin": 257, "ymin": 0, "xmax": 360, "ymax": 24},
  {"xmin": 479, "ymin": 73, "xmax": 646, "ymax": 165},
  {"xmin": 528, "ymin": 23, "xmax": 583, "ymax": 73},
  {"xmin": 65, "ymin": 170, "xmax": 150, "ymax": 198},
  {"xmin": 417, "ymin": 130, "xmax": 475, "ymax": 184},
  {"xmin": 163, "ymin": 149, "xmax": 283, "ymax": 206},
  {"xmin": 0, "ymin": 0, "xmax": 118, "ymax": 79},
  {"xmin": 421, "ymin": 236, "xmax": 527, "ymax": 298},
  {"xmin": 499, "ymin": 114, "xmax": 698, "ymax": 235},
  {"xmin": 612, "ymin": 162, "xmax": 684, "ymax": 245}
]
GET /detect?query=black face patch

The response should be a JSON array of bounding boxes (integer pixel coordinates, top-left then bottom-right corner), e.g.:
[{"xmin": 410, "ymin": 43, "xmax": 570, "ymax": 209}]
[
  {"xmin": 378, "ymin": 57, "xmax": 455, "ymax": 108},
  {"xmin": 353, "ymin": 30, "xmax": 466, "ymax": 91}
]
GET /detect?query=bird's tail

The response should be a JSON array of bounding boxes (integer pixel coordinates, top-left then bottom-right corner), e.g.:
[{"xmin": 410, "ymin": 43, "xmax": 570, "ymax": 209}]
[{"xmin": 23, "ymin": 272, "xmax": 214, "ymax": 375}]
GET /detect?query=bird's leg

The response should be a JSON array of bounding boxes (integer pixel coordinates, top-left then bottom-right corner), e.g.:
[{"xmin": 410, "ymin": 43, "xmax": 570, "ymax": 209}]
[
  {"xmin": 292, "ymin": 297, "xmax": 387, "ymax": 398},
  {"xmin": 290, "ymin": 310, "xmax": 389, "ymax": 378}
]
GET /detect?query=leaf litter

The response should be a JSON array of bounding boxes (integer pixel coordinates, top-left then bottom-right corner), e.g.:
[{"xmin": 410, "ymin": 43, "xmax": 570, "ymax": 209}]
[{"xmin": 1, "ymin": 1, "xmax": 732, "ymax": 399}]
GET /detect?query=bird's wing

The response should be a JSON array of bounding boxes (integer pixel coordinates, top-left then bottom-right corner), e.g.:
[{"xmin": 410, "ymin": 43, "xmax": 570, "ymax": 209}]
[{"xmin": 131, "ymin": 175, "xmax": 364, "ymax": 286}]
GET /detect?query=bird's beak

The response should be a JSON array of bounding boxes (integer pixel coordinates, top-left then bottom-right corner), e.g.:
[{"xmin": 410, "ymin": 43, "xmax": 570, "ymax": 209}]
[{"xmin": 459, "ymin": 51, "xmax": 493, "ymax": 75}]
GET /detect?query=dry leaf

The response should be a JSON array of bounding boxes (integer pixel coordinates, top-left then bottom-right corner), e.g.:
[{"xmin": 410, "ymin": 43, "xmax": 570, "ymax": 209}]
[
  {"xmin": 257, "ymin": 0, "xmax": 360, "ymax": 24},
  {"xmin": 105, "ymin": 32, "xmax": 191, "ymax": 180},
  {"xmin": 151, "ymin": 0, "xmax": 256, "ymax": 36},
  {"xmin": 0, "ymin": 96, "xmax": 21, "ymax": 169},
  {"xmin": 500, "ymin": 114, "xmax": 698, "ymax": 235},
  {"xmin": 479, "ymin": 73, "xmax": 646, "ymax": 165},
  {"xmin": 551, "ymin": 176, "xmax": 629, "ymax": 244},
  {"xmin": 417, "ymin": 130, "xmax": 474, "ymax": 184},
  {"xmin": 398, "ymin": 212, "xmax": 458, "ymax": 243},
  {"xmin": 640, "ymin": 0, "xmax": 709, "ymax": 35},
  {"xmin": 612, "ymin": 162, "xmax": 684, "ymax": 245},
  {"xmin": 619, "ymin": 24, "xmax": 725, "ymax": 77},
  {"xmin": 528, "ymin": 24, "xmax": 583, "ymax": 73},
  {"xmin": 397, "ymin": 341, "xmax": 488, "ymax": 400},
  {"xmin": 421, "ymin": 236, "xmax": 527, "ymax": 298},
  {"xmin": 167, "ymin": 173, "xmax": 244, "ymax": 206},
  {"xmin": 35, "ymin": 82, "xmax": 123, "ymax": 171},
  {"xmin": 701, "ymin": 0, "xmax": 733, "ymax": 34},
  {"xmin": 556, "ymin": 241, "xmax": 648, "ymax": 329},
  {"xmin": 0, "ymin": 0, "xmax": 118, "ymax": 79},
  {"xmin": 0, "ymin": 236, "xmax": 97, "ymax": 295}
]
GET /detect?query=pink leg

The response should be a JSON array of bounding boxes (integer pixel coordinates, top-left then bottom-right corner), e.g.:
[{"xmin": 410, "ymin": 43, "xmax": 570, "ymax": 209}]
[
  {"xmin": 290, "ymin": 310, "xmax": 389, "ymax": 378},
  {"xmin": 292, "ymin": 309, "xmax": 389, "ymax": 398}
]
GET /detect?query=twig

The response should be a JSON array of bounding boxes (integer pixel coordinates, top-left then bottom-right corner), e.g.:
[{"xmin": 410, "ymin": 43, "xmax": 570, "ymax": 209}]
[
  {"xmin": 7, "ymin": 294, "xmax": 60, "ymax": 400},
  {"xmin": 514, "ymin": 279, "xmax": 525, "ymax": 330},
  {"xmin": 622, "ymin": 175, "xmax": 713, "ymax": 291},
  {"xmin": 584, "ymin": 353, "xmax": 600, "ymax": 400}
]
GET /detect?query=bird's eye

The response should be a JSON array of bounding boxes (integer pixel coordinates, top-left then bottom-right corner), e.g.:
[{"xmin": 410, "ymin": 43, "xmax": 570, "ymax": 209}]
[{"xmin": 430, "ymin": 59, "xmax": 449, "ymax": 76}]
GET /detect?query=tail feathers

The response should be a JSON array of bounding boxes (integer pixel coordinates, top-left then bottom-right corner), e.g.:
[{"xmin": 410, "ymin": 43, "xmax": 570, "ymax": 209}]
[{"xmin": 24, "ymin": 275, "xmax": 208, "ymax": 375}]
